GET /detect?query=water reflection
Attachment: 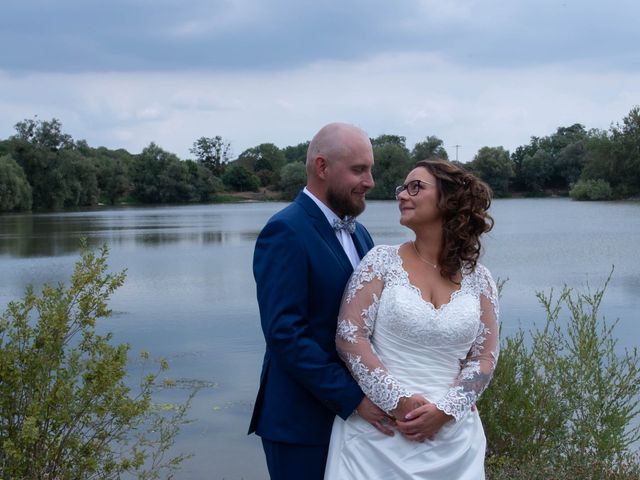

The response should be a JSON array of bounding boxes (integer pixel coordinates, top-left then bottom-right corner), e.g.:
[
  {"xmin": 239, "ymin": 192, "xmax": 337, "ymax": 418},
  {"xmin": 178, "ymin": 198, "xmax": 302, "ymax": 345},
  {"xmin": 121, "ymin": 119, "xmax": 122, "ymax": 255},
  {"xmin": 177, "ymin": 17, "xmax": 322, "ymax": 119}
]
[{"xmin": 0, "ymin": 204, "xmax": 273, "ymax": 257}]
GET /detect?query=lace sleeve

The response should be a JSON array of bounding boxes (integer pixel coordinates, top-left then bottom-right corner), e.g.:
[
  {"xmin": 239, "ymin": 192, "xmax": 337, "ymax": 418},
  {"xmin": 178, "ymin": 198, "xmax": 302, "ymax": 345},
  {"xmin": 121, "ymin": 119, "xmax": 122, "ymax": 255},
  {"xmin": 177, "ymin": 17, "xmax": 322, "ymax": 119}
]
[
  {"xmin": 435, "ymin": 265, "xmax": 500, "ymax": 421},
  {"xmin": 336, "ymin": 247, "xmax": 412, "ymax": 414}
]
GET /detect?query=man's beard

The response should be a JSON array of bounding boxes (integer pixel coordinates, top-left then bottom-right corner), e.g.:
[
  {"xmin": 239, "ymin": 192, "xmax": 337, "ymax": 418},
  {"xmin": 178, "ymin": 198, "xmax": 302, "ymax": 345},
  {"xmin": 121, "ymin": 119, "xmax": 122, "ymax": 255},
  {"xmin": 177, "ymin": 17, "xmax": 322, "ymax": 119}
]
[{"xmin": 326, "ymin": 186, "xmax": 365, "ymax": 218}]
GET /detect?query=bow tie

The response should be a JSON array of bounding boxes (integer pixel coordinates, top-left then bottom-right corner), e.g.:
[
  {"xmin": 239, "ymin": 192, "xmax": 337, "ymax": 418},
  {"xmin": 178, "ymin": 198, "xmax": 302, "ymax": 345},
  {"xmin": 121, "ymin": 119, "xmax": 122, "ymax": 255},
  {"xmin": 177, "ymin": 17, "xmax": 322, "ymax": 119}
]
[{"xmin": 333, "ymin": 216, "xmax": 356, "ymax": 234}]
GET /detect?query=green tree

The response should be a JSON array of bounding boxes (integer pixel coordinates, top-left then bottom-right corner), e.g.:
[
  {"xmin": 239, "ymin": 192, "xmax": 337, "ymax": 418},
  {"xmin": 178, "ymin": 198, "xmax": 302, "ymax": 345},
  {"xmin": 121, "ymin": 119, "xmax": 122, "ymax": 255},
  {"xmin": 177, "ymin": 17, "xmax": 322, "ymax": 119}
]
[
  {"xmin": 95, "ymin": 151, "xmax": 132, "ymax": 205},
  {"xmin": 609, "ymin": 105, "xmax": 640, "ymax": 197},
  {"xmin": 368, "ymin": 135, "xmax": 413, "ymax": 200},
  {"xmin": 222, "ymin": 164, "xmax": 260, "ymax": 192},
  {"xmin": 580, "ymin": 131, "xmax": 615, "ymax": 183},
  {"xmin": 411, "ymin": 136, "xmax": 449, "ymax": 161},
  {"xmin": 520, "ymin": 149, "xmax": 555, "ymax": 194},
  {"xmin": 555, "ymin": 140, "xmax": 587, "ymax": 188},
  {"xmin": 9, "ymin": 121, "xmax": 70, "ymax": 209},
  {"xmin": 0, "ymin": 139, "xmax": 11, "ymax": 157},
  {"xmin": 184, "ymin": 159, "xmax": 223, "ymax": 202},
  {"xmin": 58, "ymin": 150, "xmax": 100, "ymax": 208},
  {"xmin": 370, "ymin": 134, "xmax": 407, "ymax": 149},
  {"xmin": 0, "ymin": 243, "xmax": 192, "ymax": 479},
  {"xmin": 576, "ymin": 107, "xmax": 640, "ymax": 199},
  {"xmin": 544, "ymin": 124, "xmax": 589, "ymax": 189},
  {"xmin": 282, "ymin": 141, "xmax": 310, "ymax": 164},
  {"xmin": 236, "ymin": 143, "xmax": 286, "ymax": 187},
  {"xmin": 468, "ymin": 146, "xmax": 513, "ymax": 197},
  {"xmin": 0, "ymin": 155, "xmax": 32, "ymax": 212},
  {"xmin": 13, "ymin": 117, "xmax": 74, "ymax": 151},
  {"xmin": 510, "ymin": 124, "xmax": 590, "ymax": 194},
  {"xmin": 190, "ymin": 136, "xmax": 232, "ymax": 176},
  {"xmin": 279, "ymin": 162, "xmax": 307, "ymax": 200},
  {"xmin": 7, "ymin": 118, "xmax": 100, "ymax": 210},
  {"xmin": 131, "ymin": 143, "xmax": 193, "ymax": 203},
  {"xmin": 510, "ymin": 140, "xmax": 541, "ymax": 191}
]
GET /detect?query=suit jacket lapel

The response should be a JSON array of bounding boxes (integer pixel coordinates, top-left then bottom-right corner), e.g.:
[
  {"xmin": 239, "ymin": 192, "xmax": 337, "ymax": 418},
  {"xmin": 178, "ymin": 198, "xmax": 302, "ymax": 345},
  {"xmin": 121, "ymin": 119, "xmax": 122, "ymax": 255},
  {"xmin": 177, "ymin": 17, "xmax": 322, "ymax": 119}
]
[{"xmin": 295, "ymin": 192, "xmax": 354, "ymax": 275}]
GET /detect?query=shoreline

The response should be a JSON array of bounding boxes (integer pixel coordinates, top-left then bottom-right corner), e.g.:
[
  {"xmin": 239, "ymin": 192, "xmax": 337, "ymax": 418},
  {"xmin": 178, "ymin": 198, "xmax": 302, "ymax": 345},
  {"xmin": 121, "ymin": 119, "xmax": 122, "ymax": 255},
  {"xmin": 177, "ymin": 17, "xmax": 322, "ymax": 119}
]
[{"xmin": 2, "ymin": 190, "xmax": 640, "ymax": 216}]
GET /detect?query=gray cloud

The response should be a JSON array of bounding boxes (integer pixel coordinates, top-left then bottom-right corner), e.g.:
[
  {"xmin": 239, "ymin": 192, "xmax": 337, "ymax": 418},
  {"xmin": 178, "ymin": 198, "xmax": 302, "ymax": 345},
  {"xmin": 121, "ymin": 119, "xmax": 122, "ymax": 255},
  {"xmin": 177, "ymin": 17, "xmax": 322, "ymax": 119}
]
[
  {"xmin": 2, "ymin": 53, "xmax": 637, "ymax": 161},
  {"xmin": 1, "ymin": 0, "xmax": 638, "ymax": 161},
  {"xmin": 1, "ymin": 1, "xmax": 638, "ymax": 73}
]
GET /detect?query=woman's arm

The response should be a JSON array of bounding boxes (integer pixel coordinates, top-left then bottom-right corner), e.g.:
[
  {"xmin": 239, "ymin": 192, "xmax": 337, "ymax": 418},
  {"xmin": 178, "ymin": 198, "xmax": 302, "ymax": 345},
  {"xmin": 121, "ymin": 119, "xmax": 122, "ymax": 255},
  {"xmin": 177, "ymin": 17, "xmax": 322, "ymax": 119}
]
[
  {"xmin": 336, "ymin": 248, "xmax": 416, "ymax": 417},
  {"xmin": 435, "ymin": 266, "xmax": 500, "ymax": 421}
]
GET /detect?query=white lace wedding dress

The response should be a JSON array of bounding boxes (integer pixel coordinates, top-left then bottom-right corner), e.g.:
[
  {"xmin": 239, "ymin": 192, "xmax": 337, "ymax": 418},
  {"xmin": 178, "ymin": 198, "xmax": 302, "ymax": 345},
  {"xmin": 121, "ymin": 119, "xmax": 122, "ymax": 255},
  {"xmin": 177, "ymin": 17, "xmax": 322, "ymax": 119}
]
[{"xmin": 324, "ymin": 245, "xmax": 499, "ymax": 480}]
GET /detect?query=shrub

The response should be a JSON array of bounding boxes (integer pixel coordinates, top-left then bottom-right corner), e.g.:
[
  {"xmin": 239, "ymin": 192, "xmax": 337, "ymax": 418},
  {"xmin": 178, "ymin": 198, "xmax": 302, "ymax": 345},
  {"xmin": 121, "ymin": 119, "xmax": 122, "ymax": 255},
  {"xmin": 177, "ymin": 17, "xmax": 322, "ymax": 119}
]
[
  {"xmin": 479, "ymin": 273, "xmax": 640, "ymax": 478},
  {"xmin": 0, "ymin": 242, "xmax": 193, "ymax": 479},
  {"xmin": 570, "ymin": 179, "xmax": 613, "ymax": 200}
]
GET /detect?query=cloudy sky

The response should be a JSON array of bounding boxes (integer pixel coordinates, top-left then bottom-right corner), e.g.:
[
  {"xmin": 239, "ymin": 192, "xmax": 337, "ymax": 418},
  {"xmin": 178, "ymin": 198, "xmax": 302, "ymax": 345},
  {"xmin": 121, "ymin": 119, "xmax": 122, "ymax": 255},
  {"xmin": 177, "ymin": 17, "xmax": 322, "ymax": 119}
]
[{"xmin": 1, "ymin": 0, "xmax": 638, "ymax": 162}]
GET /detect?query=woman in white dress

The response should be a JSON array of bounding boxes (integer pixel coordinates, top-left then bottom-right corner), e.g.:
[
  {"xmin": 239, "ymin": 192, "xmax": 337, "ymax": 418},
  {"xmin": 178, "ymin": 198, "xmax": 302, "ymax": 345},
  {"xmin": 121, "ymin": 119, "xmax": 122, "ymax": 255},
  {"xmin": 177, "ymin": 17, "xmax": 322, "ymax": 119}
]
[{"xmin": 324, "ymin": 159, "xmax": 499, "ymax": 479}]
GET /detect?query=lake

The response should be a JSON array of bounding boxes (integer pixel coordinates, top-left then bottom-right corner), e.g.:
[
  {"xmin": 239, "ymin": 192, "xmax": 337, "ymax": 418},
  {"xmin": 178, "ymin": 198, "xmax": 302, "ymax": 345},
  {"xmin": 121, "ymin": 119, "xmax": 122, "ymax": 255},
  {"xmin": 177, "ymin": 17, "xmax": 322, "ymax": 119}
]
[{"xmin": 1, "ymin": 198, "xmax": 639, "ymax": 479}]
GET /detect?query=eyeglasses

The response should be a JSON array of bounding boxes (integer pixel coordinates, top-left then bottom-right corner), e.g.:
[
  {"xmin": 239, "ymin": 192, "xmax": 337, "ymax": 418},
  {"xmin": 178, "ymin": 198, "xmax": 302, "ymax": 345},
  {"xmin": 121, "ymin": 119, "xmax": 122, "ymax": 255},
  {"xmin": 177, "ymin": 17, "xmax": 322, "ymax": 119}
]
[{"xmin": 395, "ymin": 179, "xmax": 433, "ymax": 198}]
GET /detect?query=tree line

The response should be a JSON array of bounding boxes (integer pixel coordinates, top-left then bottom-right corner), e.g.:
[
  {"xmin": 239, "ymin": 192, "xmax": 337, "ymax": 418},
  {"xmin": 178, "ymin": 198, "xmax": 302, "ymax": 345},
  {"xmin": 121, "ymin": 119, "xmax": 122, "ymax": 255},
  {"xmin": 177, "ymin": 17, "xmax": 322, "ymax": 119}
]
[
  {"xmin": 1, "ymin": 106, "xmax": 638, "ymax": 212},
  {"xmin": 475, "ymin": 105, "xmax": 640, "ymax": 200}
]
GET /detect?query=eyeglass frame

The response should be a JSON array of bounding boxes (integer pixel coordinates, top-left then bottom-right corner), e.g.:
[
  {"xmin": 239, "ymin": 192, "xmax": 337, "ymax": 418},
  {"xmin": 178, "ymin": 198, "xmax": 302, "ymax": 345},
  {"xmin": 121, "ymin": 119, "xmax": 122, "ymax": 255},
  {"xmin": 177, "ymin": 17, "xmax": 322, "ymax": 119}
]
[{"xmin": 394, "ymin": 179, "xmax": 433, "ymax": 198}]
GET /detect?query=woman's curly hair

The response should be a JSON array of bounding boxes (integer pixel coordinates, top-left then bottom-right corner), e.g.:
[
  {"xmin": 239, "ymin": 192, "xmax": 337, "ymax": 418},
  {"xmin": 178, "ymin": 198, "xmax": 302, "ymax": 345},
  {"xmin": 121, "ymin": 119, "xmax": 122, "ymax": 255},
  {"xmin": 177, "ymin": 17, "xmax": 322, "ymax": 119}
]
[{"xmin": 415, "ymin": 159, "xmax": 494, "ymax": 282}]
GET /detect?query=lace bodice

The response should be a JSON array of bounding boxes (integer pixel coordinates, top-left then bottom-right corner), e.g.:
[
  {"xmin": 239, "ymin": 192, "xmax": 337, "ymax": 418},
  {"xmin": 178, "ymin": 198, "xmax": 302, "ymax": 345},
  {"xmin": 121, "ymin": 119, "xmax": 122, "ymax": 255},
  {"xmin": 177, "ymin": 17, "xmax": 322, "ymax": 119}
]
[{"xmin": 336, "ymin": 245, "xmax": 499, "ymax": 422}]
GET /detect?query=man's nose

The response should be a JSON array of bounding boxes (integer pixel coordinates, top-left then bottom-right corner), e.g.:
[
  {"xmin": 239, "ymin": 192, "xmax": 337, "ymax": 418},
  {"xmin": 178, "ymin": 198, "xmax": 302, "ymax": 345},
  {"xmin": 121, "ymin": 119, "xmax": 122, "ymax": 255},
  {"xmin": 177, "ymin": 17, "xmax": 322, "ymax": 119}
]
[{"xmin": 362, "ymin": 171, "xmax": 374, "ymax": 190}]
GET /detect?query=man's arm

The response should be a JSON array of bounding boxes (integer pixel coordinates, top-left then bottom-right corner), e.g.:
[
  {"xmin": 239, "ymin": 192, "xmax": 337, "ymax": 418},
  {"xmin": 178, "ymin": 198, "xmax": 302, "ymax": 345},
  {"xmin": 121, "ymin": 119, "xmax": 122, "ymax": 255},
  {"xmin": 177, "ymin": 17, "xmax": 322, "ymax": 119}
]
[{"xmin": 253, "ymin": 219, "xmax": 363, "ymax": 418}]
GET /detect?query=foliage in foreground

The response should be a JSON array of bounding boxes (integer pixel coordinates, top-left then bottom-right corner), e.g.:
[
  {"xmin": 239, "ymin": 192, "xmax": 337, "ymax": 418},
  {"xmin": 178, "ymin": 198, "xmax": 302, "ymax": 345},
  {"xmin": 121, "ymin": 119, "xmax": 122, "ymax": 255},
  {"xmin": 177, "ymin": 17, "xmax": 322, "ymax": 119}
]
[
  {"xmin": 479, "ymin": 274, "xmax": 640, "ymax": 479},
  {"xmin": 0, "ymin": 243, "xmax": 193, "ymax": 479}
]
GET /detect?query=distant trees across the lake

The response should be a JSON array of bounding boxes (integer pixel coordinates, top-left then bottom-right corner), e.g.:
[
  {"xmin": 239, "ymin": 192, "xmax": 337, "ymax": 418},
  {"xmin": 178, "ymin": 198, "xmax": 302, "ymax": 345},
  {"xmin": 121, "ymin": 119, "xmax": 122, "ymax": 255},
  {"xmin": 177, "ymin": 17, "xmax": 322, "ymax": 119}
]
[{"xmin": 1, "ymin": 106, "xmax": 639, "ymax": 213}]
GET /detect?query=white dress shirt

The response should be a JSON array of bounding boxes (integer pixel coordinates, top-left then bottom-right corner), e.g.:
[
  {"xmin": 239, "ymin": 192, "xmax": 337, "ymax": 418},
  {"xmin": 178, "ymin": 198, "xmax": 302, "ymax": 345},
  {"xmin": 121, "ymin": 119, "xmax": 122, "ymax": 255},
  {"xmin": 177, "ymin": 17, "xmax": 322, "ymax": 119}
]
[{"xmin": 303, "ymin": 187, "xmax": 361, "ymax": 269}]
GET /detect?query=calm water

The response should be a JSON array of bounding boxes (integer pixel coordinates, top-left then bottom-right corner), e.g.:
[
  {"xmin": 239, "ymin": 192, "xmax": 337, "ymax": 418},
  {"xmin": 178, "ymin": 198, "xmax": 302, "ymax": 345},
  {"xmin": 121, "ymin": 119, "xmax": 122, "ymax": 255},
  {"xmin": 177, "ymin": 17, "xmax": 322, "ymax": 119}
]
[{"xmin": 1, "ymin": 198, "xmax": 639, "ymax": 479}]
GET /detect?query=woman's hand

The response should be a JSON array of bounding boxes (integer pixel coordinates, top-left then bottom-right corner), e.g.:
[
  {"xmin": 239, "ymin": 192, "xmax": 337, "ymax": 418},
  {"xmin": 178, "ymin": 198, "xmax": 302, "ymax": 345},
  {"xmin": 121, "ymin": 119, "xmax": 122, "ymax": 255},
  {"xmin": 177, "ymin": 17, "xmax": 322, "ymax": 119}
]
[{"xmin": 395, "ymin": 402, "xmax": 453, "ymax": 442}]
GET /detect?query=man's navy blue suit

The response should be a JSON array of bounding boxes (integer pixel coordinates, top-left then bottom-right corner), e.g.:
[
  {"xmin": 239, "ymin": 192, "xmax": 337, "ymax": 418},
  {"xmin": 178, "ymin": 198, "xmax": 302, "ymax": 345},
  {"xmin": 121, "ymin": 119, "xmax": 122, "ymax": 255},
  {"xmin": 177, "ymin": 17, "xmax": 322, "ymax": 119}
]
[{"xmin": 249, "ymin": 191, "xmax": 374, "ymax": 479}]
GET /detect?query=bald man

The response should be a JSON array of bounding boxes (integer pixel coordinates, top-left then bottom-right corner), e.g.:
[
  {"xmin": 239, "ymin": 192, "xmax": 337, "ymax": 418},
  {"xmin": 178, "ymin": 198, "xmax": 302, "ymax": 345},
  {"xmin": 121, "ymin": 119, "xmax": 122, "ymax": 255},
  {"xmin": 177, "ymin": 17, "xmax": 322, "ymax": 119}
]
[{"xmin": 249, "ymin": 123, "xmax": 393, "ymax": 479}]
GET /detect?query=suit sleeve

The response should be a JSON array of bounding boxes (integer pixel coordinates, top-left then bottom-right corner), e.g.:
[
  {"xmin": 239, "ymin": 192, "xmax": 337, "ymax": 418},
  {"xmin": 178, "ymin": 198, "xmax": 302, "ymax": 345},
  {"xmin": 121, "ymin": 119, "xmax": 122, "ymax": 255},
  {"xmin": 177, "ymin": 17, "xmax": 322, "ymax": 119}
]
[{"xmin": 253, "ymin": 219, "xmax": 364, "ymax": 419}]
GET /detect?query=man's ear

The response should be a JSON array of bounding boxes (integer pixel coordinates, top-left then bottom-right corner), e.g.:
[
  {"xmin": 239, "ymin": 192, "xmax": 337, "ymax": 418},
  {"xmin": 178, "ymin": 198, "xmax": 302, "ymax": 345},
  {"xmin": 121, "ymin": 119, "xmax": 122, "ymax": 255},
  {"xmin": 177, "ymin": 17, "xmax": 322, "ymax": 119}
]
[{"xmin": 315, "ymin": 156, "xmax": 329, "ymax": 180}]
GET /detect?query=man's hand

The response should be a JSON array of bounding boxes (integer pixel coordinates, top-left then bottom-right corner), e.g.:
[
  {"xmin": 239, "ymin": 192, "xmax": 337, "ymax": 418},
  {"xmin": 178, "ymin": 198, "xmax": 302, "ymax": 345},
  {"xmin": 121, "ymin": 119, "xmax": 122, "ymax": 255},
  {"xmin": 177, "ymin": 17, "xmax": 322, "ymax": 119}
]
[
  {"xmin": 356, "ymin": 396, "xmax": 395, "ymax": 436},
  {"xmin": 395, "ymin": 401, "xmax": 453, "ymax": 442},
  {"xmin": 391, "ymin": 394, "xmax": 428, "ymax": 421}
]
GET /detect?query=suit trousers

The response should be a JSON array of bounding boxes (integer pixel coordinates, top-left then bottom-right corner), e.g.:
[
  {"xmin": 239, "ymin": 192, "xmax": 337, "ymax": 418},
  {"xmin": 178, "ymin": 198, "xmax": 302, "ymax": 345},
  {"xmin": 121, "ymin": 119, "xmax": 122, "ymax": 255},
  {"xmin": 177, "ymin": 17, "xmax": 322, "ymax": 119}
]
[{"xmin": 261, "ymin": 438, "xmax": 329, "ymax": 480}]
